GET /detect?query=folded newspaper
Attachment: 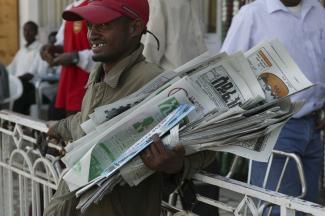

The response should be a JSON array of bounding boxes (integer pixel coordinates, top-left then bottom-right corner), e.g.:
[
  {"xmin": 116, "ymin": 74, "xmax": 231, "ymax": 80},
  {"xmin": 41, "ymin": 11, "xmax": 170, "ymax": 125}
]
[{"xmin": 58, "ymin": 39, "xmax": 313, "ymax": 212}]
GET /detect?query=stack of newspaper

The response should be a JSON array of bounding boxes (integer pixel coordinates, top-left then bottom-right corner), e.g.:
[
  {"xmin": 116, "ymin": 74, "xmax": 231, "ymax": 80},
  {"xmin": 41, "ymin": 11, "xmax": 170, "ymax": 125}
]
[{"xmin": 59, "ymin": 39, "xmax": 313, "ymax": 212}]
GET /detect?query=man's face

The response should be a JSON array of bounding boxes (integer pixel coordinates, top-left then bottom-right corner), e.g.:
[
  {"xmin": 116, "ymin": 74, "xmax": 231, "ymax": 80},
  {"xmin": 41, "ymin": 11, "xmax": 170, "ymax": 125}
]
[
  {"xmin": 87, "ymin": 17, "xmax": 133, "ymax": 62},
  {"xmin": 23, "ymin": 24, "xmax": 37, "ymax": 44}
]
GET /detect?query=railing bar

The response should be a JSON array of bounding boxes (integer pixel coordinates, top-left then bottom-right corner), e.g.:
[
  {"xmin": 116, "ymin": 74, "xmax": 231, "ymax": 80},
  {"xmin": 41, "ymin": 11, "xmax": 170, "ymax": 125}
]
[
  {"xmin": 0, "ymin": 128, "xmax": 13, "ymax": 136},
  {"xmin": 266, "ymin": 157, "xmax": 291, "ymax": 216},
  {"xmin": 196, "ymin": 194, "xmax": 236, "ymax": 212},
  {"xmin": 275, "ymin": 157, "xmax": 290, "ymax": 193},
  {"xmin": 8, "ymin": 170, "xmax": 13, "ymax": 216},
  {"xmin": 19, "ymin": 175, "xmax": 24, "ymax": 216},
  {"xmin": 0, "ymin": 162, "xmax": 57, "ymax": 189},
  {"xmin": 193, "ymin": 173, "xmax": 325, "ymax": 215},
  {"xmin": 43, "ymin": 184, "xmax": 49, "ymax": 211},
  {"xmin": 258, "ymin": 154, "xmax": 274, "ymax": 208},
  {"xmin": 0, "ymin": 111, "xmax": 48, "ymax": 132}
]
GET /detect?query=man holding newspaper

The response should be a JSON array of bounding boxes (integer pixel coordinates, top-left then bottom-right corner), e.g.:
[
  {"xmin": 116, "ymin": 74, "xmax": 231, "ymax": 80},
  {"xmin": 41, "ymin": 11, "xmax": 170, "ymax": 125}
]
[
  {"xmin": 44, "ymin": 0, "xmax": 315, "ymax": 215},
  {"xmin": 44, "ymin": 0, "xmax": 215, "ymax": 215},
  {"xmin": 221, "ymin": 0, "xmax": 325, "ymax": 215}
]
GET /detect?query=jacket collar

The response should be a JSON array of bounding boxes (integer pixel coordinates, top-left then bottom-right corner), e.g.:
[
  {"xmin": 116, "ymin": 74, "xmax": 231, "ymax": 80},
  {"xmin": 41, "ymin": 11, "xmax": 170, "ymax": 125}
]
[
  {"xmin": 91, "ymin": 44, "xmax": 145, "ymax": 88},
  {"xmin": 266, "ymin": 0, "xmax": 316, "ymax": 18},
  {"xmin": 266, "ymin": 0, "xmax": 288, "ymax": 14}
]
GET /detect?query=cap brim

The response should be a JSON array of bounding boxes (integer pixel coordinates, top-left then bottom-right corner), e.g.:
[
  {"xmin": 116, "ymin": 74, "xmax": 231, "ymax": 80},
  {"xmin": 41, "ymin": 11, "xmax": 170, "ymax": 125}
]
[{"xmin": 62, "ymin": 4, "xmax": 123, "ymax": 24}]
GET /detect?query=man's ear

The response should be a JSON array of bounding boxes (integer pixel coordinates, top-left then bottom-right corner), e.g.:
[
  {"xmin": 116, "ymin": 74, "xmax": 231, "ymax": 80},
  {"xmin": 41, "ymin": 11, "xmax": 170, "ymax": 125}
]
[{"xmin": 129, "ymin": 19, "xmax": 145, "ymax": 37}]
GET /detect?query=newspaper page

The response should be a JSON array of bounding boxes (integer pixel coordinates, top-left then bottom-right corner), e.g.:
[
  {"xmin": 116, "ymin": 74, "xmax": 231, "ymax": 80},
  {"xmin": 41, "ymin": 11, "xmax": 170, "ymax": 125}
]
[
  {"xmin": 66, "ymin": 40, "xmax": 314, "ymax": 208},
  {"xmin": 80, "ymin": 70, "xmax": 178, "ymax": 133},
  {"xmin": 81, "ymin": 51, "xmax": 227, "ymax": 134},
  {"xmin": 245, "ymin": 39, "xmax": 313, "ymax": 102},
  {"xmin": 189, "ymin": 58, "xmax": 254, "ymax": 109},
  {"xmin": 63, "ymin": 76, "xmax": 218, "ymax": 177},
  {"xmin": 75, "ymin": 105, "xmax": 194, "ymax": 211},
  {"xmin": 226, "ymin": 52, "xmax": 265, "ymax": 107},
  {"xmin": 203, "ymin": 123, "xmax": 284, "ymax": 162},
  {"xmin": 62, "ymin": 78, "xmax": 211, "ymax": 190}
]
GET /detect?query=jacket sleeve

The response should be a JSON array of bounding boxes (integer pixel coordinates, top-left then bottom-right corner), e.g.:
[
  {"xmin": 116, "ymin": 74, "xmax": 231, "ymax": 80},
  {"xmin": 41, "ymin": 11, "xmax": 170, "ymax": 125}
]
[
  {"xmin": 180, "ymin": 150, "xmax": 216, "ymax": 180},
  {"xmin": 53, "ymin": 112, "xmax": 82, "ymax": 141}
]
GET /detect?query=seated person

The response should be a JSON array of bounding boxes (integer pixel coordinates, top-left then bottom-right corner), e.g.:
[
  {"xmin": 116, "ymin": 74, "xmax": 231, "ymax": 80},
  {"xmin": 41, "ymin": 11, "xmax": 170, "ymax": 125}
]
[{"xmin": 7, "ymin": 21, "xmax": 50, "ymax": 115}]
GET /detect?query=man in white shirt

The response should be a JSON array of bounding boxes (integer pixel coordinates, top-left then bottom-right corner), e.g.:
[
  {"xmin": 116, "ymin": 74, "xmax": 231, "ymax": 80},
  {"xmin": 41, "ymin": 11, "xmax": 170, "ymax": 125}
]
[
  {"xmin": 221, "ymin": 0, "xmax": 325, "ymax": 215},
  {"xmin": 142, "ymin": 0, "xmax": 207, "ymax": 70},
  {"xmin": 7, "ymin": 21, "xmax": 49, "ymax": 114}
]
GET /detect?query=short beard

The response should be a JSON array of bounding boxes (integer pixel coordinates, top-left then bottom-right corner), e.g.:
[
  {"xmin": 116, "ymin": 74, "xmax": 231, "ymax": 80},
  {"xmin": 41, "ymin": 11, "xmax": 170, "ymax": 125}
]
[
  {"xmin": 92, "ymin": 55, "xmax": 107, "ymax": 62},
  {"xmin": 91, "ymin": 50, "xmax": 127, "ymax": 63}
]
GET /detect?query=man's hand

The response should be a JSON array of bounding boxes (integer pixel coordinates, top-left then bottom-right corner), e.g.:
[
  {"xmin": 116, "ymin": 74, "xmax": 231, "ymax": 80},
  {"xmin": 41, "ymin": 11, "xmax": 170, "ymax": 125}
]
[
  {"xmin": 40, "ymin": 44, "xmax": 64, "ymax": 66},
  {"xmin": 52, "ymin": 52, "xmax": 77, "ymax": 66},
  {"xmin": 140, "ymin": 134, "xmax": 185, "ymax": 174},
  {"xmin": 47, "ymin": 121, "xmax": 61, "ymax": 143}
]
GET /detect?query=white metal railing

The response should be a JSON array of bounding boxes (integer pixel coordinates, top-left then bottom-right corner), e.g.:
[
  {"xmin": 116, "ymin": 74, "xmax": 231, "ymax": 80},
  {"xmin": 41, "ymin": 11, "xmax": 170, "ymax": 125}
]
[
  {"xmin": 163, "ymin": 151, "xmax": 325, "ymax": 216},
  {"xmin": 0, "ymin": 110, "xmax": 62, "ymax": 216},
  {"xmin": 192, "ymin": 173, "xmax": 325, "ymax": 216},
  {"xmin": 1, "ymin": 110, "xmax": 325, "ymax": 216}
]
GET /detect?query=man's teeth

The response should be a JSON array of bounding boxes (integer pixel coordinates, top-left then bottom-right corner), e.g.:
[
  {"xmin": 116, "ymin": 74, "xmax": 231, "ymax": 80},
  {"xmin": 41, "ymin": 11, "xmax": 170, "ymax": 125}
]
[{"xmin": 92, "ymin": 43, "xmax": 106, "ymax": 48}]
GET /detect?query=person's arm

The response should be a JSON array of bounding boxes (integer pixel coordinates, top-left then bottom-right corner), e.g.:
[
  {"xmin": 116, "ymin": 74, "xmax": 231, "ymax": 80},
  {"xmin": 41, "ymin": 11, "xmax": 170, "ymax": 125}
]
[
  {"xmin": 50, "ymin": 49, "xmax": 95, "ymax": 73},
  {"xmin": 48, "ymin": 112, "xmax": 82, "ymax": 142},
  {"xmin": 143, "ymin": 0, "xmax": 166, "ymax": 65},
  {"xmin": 76, "ymin": 49, "xmax": 97, "ymax": 73},
  {"xmin": 220, "ymin": 6, "xmax": 254, "ymax": 54},
  {"xmin": 141, "ymin": 135, "xmax": 216, "ymax": 180},
  {"xmin": 40, "ymin": 21, "xmax": 65, "ymax": 66},
  {"xmin": 7, "ymin": 52, "xmax": 20, "ymax": 77}
]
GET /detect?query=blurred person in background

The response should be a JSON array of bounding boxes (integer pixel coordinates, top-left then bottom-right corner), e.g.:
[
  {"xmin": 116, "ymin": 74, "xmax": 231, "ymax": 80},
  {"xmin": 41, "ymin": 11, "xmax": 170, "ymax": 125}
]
[
  {"xmin": 7, "ymin": 21, "xmax": 49, "ymax": 115},
  {"xmin": 221, "ymin": 0, "xmax": 325, "ymax": 215},
  {"xmin": 143, "ymin": 0, "xmax": 207, "ymax": 70},
  {"xmin": 42, "ymin": 0, "xmax": 96, "ymax": 117}
]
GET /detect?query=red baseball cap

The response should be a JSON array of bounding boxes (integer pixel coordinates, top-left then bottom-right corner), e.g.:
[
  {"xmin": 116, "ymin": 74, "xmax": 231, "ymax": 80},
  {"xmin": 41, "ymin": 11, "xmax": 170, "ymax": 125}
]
[{"xmin": 62, "ymin": 0, "xmax": 149, "ymax": 25}]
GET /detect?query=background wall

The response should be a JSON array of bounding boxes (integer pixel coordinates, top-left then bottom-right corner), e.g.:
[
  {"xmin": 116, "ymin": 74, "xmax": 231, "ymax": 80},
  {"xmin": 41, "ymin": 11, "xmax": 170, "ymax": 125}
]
[
  {"xmin": 0, "ymin": 0, "xmax": 18, "ymax": 65},
  {"xmin": 19, "ymin": 0, "xmax": 73, "ymax": 47},
  {"xmin": 4, "ymin": 0, "xmax": 321, "ymax": 66},
  {"xmin": 0, "ymin": 0, "xmax": 73, "ymax": 66}
]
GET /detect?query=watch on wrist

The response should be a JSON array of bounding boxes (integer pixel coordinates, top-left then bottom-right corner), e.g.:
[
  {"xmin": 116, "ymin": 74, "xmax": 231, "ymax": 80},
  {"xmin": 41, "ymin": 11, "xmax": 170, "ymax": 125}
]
[{"xmin": 72, "ymin": 52, "xmax": 79, "ymax": 65}]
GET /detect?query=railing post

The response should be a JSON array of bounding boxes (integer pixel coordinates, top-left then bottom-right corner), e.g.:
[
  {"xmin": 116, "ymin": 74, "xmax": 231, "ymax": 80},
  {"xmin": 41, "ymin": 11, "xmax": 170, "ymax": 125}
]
[{"xmin": 280, "ymin": 206, "xmax": 295, "ymax": 216}]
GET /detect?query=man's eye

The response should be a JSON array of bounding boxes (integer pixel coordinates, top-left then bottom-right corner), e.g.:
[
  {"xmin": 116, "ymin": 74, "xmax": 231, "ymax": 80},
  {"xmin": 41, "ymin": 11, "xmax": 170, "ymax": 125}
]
[
  {"xmin": 86, "ymin": 23, "xmax": 109, "ymax": 31},
  {"xmin": 98, "ymin": 24, "xmax": 108, "ymax": 30}
]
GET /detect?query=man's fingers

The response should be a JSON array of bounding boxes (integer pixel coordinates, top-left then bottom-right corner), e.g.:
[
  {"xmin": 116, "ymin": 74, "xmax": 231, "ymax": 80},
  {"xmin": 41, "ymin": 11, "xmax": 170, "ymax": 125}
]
[
  {"xmin": 140, "ymin": 148, "xmax": 152, "ymax": 161},
  {"xmin": 172, "ymin": 144, "xmax": 185, "ymax": 156},
  {"xmin": 150, "ymin": 141, "xmax": 161, "ymax": 157},
  {"xmin": 152, "ymin": 134, "xmax": 166, "ymax": 154}
]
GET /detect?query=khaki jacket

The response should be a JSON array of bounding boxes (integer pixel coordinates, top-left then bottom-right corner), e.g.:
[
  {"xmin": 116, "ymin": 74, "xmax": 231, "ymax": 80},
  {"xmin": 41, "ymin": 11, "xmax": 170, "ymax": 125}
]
[{"xmin": 44, "ymin": 45, "xmax": 215, "ymax": 216}]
